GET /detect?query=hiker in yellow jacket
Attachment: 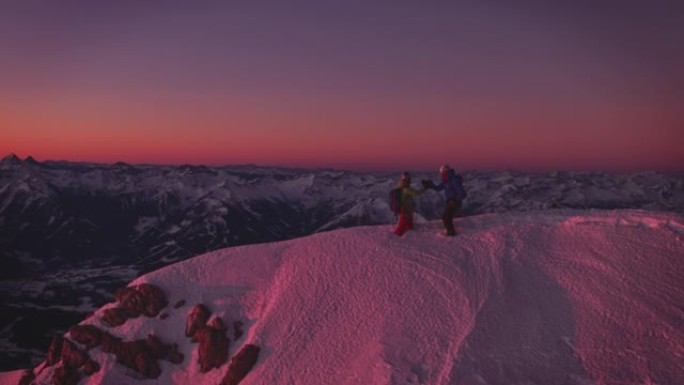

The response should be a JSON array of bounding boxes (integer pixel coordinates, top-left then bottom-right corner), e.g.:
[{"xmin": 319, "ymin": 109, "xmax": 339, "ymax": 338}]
[{"xmin": 394, "ymin": 171, "xmax": 427, "ymax": 236}]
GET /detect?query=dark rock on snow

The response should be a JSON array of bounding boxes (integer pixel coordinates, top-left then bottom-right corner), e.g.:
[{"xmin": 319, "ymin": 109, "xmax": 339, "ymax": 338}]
[
  {"xmin": 196, "ymin": 318, "xmax": 230, "ymax": 373},
  {"xmin": 222, "ymin": 344, "xmax": 261, "ymax": 385},
  {"xmin": 82, "ymin": 359, "xmax": 100, "ymax": 375},
  {"xmin": 114, "ymin": 283, "xmax": 168, "ymax": 317},
  {"xmin": 233, "ymin": 321, "xmax": 244, "ymax": 340},
  {"xmin": 53, "ymin": 365, "xmax": 81, "ymax": 385},
  {"xmin": 101, "ymin": 307, "xmax": 133, "ymax": 327},
  {"xmin": 60, "ymin": 339, "xmax": 88, "ymax": 369},
  {"xmin": 68, "ymin": 324, "xmax": 183, "ymax": 379},
  {"xmin": 186, "ymin": 304, "xmax": 211, "ymax": 340},
  {"xmin": 68, "ymin": 324, "xmax": 105, "ymax": 350},
  {"xmin": 18, "ymin": 369, "xmax": 35, "ymax": 385},
  {"xmin": 46, "ymin": 336, "xmax": 64, "ymax": 367},
  {"xmin": 102, "ymin": 283, "xmax": 168, "ymax": 327},
  {"xmin": 48, "ymin": 338, "xmax": 90, "ymax": 385}
]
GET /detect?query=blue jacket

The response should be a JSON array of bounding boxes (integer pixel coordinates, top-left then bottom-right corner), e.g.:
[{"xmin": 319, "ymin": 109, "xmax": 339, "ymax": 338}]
[{"xmin": 432, "ymin": 170, "xmax": 466, "ymax": 201}]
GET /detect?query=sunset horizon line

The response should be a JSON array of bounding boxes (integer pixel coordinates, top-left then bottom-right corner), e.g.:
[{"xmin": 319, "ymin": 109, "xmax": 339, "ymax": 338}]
[{"xmin": 4, "ymin": 152, "xmax": 682, "ymax": 175}]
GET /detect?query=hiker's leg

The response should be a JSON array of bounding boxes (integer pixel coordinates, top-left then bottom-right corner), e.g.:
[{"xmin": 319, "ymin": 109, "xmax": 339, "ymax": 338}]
[
  {"xmin": 407, "ymin": 208, "xmax": 414, "ymax": 230},
  {"xmin": 454, "ymin": 199, "xmax": 463, "ymax": 218},
  {"xmin": 442, "ymin": 200, "xmax": 457, "ymax": 235},
  {"xmin": 394, "ymin": 211, "xmax": 409, "ymax": 235}
]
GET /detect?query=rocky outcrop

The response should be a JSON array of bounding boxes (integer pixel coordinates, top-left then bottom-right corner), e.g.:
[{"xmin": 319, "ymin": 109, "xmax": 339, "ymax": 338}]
[
  {"xmin": 82, "ymin": 359, "xmax": 100, "ymax": 375},
  {"xmin": 101, "ymin": 307, "xmax": 133, "ymax": 327},
  {"xmin": 185, "ymin": 305, "xmax": 230, "ymax": 373},
  {"xmin": 67, "ymin": 324, "xmax": 105, "ymax": 349},
  {"xmin": 144, "ymin": 334, "xmax": 184, "ymax": 365},
  {"xmin": 28, "ymin": 298, "xmax": 259, "ymax": 384},
  {"xmin": 18, "ymin": 369, "xmax": 35, "ymax": 385},
  {"xmin": 221, "ymin": 344, "xmax": 261, "ymax": 385},
  {"xmin": 185, "ymin": 304, "xmax": 211, "ymax": 340},
  {"xmin": 60, "ymin": 340, "xmax": 88, "ymax": 370},
  {"xmin": 46, "ymin": 336, "xmax": 64, "ymax": 366},
  {"xmin": 101, "ymin": 283, "xmax": 169, "ymax": 327},
  {"xmin": 49, "ymin": 339, "xmax": 90, "ymax": 385},
  {"xmin": 233, "ymin": 321, "xmax": 244, "ymax": 340},
  {"xmin": 53, "ymin": 365, "xmax": 80, "ymax": 385},
  {"xmin": 196, "ymin": 317, "xmax": 230, "ymax": 373},
  {"xmin": 67, "ymin": 324, "xmax": 183, "ymax": 379},
  {"xmin": 183, "ymin": 303, "xmax": 259, "ymax": 381},
  {"xmin": 40, "ymin": 334, "xmax": 95, "ymax": 385}
]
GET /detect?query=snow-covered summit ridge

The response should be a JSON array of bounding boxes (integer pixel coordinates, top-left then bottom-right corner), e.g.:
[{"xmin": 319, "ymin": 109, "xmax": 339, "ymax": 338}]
[
  {"xmin": 7, "ymin": 209, "xmax": 683, "ymax": 385},
  {"xmin": 1, "ymin": 156, "xmax": 683, "ymax": 372}
]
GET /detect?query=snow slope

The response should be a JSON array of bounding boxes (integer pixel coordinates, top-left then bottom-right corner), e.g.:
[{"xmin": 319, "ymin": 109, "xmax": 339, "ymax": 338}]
[
  {"xmin": 4, "ymin": 155, "xmax": 684, "ymax": 372},
  {"xmin": 4, "ymin": 209, "xmax": 684, "ymax": 385}
]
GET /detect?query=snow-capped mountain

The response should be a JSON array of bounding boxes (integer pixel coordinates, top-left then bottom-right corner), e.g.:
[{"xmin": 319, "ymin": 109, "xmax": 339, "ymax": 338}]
[
  {"xmin": 0, "ymin": 154, "xmax": 683, "ymax": 371},
  {"xmin": 1, "ymin": 210, "xmax": 682, "ymax": 385}
]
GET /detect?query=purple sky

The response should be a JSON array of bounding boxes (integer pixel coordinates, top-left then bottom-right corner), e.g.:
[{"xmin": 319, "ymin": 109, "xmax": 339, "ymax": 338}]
[{"xmin": 1, "ymin": 0, "xmax": 682, "ymax": 171}]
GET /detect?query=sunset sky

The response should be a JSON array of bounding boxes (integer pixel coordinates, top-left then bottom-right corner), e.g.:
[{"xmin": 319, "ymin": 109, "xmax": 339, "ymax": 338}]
[{"xmin": 1, "ymin": 0, "xmax": 682, "ymax": 171}]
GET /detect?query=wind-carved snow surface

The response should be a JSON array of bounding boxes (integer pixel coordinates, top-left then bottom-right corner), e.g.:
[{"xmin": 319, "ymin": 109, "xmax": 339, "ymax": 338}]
[{"xmin": 4, "ymin": 209, "xmax": 683, "ymax": 385}]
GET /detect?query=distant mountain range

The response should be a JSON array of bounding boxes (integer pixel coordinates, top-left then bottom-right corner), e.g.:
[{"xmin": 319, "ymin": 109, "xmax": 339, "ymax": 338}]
[{"xmin": 1, "ymin": 154, "xmax": 682, "ymax": 370}]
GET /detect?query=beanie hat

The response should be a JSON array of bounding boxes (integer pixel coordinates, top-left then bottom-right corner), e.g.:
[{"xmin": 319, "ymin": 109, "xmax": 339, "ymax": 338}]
[{"xmin": 401, "ymin": 171, "xmax": 411, "ymax": 181}]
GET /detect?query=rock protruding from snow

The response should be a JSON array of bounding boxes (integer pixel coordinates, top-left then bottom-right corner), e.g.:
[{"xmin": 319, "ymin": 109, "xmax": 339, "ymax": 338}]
[
  {"xmin": 221, "ymin": 344, "xmax": 261, "ymax": 385},
  {"xmin": 67, "ymin": 325, "xmax": 104, "ymax": 350},
  {"xmin": 44, "ymin": 337, "xmax": 94, "ymax": 385},
  {"xmin": 18, "ymin": 369, "xmax": 35, "ymax": 385},
  {"xmin": 232, "ymin": 321, "xmax": 244, "ymax": 340},
  {"xmin": 67, "ymin": 324, "xmax": 183, "ymax": 379},
  {"xmin": 101, "ymin": 308, "xmax": 131, "ymax": 328},
  {"xmin": 185, "ymin": 304, "xmax": 232, "ymax": 373},
  {"xmin": 60, "ymin": 340, "xmax": 89, "ymax": 372},
  {"xmin": 196, "ymin": 317, "xmax": 230, "ymax": 373},
  {"xmin": 115, "ymin": 283, "xmax": 168, "ymax": 317},
  {"xmin": 102, "ymin": 284, "xmax": 168, "ymax": 327},
  {"xmin": 53, "ymin": 365, "xmax": 81, "ymax": 385},
  {"xmin": 82, "ymin": 360, "xmax": 100, "ymax": 375},
  {"xmin": 46, "ymin": 336, "xmax": 64, "ymax": 367},
  {"xmin": 185, "ymin": 304, "xmax": 211, "ymax": 340}
]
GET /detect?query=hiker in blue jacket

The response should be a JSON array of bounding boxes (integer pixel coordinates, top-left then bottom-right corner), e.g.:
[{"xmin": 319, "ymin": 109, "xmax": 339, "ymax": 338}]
[{"xmin": 423, "ymin": 165, "xmax": 467, "ymax": 236}]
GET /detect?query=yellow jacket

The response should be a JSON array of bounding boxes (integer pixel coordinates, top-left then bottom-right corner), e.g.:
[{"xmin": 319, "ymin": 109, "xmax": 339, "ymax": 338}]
[{"xmin": 397, "ymin": 180, "xmax": 427, "ymax": 210}]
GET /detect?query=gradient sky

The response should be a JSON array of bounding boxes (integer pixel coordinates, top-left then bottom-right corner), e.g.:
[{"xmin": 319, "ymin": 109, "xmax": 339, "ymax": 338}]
[{"xmin": 1, "ymin": 0, "xmax": 682, "ymax": 171}]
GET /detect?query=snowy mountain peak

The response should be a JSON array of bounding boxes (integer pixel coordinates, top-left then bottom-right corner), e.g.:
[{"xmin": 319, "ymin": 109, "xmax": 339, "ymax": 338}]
[
  {"xmin": 24, "ymin": 156, "xmax": 39, "ymax": 165},
  {"xmin": 1, "ymin": 153, "xmax": 21, "ymax": 167},
  {"xmin": 5, "ymin": 210, "xmax": 683, "ymax": 385},
  {"xmin": 0, "ymin": 153, "xmax": 41, "ymax": 170}
]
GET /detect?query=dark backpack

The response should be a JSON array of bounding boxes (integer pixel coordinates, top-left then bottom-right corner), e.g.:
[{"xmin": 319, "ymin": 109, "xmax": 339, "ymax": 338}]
[
  {"xmin": 389, "ymin": 188, "xmax": 402, "ymax": 215},
  {"xmin": 452, "ymin": 174, "xmax": 467, "ymax": 200}
]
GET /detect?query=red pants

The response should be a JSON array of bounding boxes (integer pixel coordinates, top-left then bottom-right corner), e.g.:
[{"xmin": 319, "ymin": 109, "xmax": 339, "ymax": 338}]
[{"xmin": 394, "ymin": 208, "xmax": 414, "ymax": 236}]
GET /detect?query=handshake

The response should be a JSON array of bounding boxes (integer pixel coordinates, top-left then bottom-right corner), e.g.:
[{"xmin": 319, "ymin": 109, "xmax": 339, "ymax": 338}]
[{"xmin": 421, "ymin": 179, "xmax": 435, "ymax": 189}]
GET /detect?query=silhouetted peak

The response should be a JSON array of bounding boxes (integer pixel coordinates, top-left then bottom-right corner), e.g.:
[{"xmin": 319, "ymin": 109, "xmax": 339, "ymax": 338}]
[
  {"xmin": 109, "ymin": 161, "xmax": 141, "ymax": 175},
  {"xmin": 24, "ymin": 156, "xmax": 40, "ymax": 165},
  {"xmin": 1, "ymin": 153, "xmax": 22, "ymax": 166},
  {"xmin": 3, "ymin": 153, "xmax": 20, "ymax": 161},
  {"xmin": 110, "ymin": 161, "xmax": 136, "ymax": 171}
]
